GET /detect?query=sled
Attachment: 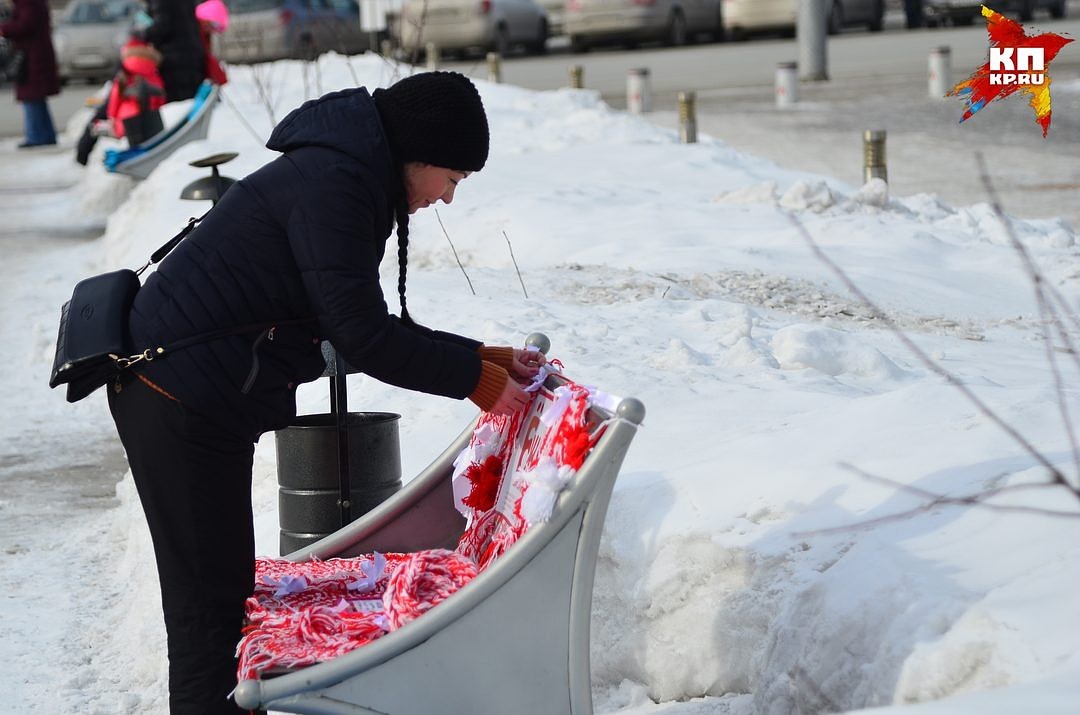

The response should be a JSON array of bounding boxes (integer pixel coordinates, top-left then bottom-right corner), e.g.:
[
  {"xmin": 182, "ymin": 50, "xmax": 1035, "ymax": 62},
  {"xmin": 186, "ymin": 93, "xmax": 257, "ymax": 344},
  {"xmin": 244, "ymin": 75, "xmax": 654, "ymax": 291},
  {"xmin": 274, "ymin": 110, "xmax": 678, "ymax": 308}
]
[
  {"xmin": 103, "ymin": 81, "xmax": 220, "ymax": 181},
  {"xmin": 232, "ymin": 334, "xmax": 645, "ymax": 715}
]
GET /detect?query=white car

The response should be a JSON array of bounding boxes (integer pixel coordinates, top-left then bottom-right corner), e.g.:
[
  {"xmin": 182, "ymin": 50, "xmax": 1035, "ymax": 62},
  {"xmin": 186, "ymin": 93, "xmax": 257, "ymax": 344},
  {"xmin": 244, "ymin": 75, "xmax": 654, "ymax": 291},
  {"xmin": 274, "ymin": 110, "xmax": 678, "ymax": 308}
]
[
  {"xmin": 722, "ymin": 0, "xmax": 884, "ymax": 39},
  {"xmin": 394, "ymin": 0, "xmax": 549, "ymax": 57},
  {"xmin": 564, "ymin": 0, "xmax": 723, "ymax": 52},
  {"xmin": 535, "ymin": 0, "xmax": 565, "ymax": 35},
  {"xmin": 52, "ymin": 0, "xmax": 140, "ymax": 83}
]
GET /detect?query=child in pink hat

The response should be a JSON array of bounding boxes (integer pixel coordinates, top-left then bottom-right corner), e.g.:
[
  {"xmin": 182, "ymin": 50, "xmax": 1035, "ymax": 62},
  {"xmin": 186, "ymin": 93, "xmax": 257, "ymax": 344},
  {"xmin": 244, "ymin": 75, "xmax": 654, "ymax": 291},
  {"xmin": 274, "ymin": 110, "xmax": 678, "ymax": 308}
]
[
  {"xmin": 195, "ymin": 0, "xmax": 229, "ymax": 84},
  {"xmin": 104, "ymin": 38, "xmax": 167, "ymax": 144}
]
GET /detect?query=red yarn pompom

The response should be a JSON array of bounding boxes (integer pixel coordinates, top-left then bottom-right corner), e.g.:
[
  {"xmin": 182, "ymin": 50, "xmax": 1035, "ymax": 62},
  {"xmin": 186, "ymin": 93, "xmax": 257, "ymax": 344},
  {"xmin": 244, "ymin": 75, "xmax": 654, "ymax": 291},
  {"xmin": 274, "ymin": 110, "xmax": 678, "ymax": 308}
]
[{"xmin": 461, "ymin": 454, "xmax": 503, "ymax": 512}]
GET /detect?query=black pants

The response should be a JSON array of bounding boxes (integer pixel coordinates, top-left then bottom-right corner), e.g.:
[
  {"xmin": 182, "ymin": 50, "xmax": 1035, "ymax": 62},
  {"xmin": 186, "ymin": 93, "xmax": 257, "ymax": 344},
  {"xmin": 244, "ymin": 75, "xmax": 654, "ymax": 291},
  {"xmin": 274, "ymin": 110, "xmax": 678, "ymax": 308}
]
[{"xmin": 109, "ymin": 376, "xmax": 255, "ymax": 714}]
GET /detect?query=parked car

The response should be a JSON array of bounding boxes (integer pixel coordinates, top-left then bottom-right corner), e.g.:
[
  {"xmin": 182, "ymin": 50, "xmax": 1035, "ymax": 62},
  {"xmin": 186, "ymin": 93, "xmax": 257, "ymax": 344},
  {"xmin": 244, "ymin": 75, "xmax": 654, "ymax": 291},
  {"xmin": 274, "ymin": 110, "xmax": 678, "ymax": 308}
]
[
  {"xmin": 1004, "ymin": 0, "xmax": 1066, "ymax": 20},
  {"xmin": 216, "ymin": 0, "xmax": 371, "ymax": 64},
  {"xmin": 920, "ymin": 0, "xmax": 982, "ymax": 25},
  {"xmin": 52, "ymin": 0, "xmax": 140, "ymax": 83},
  {"xmin": 394, "ymin": 0, "xmax": 548, "ymax": 57},
  {"xmin": 920, "ymin": 0, "xmax": 1065, "ymax": 26},
  {"xmin": 721, "ymin": 0, "xmax": 883, "ymax": 40},
  {"xmin": 536, "ymin": 0, "xmax": 565, "ymax": 35},
  {"xmin": 564, "ymin": 0, "xmax": 723, "ymax": 52}
]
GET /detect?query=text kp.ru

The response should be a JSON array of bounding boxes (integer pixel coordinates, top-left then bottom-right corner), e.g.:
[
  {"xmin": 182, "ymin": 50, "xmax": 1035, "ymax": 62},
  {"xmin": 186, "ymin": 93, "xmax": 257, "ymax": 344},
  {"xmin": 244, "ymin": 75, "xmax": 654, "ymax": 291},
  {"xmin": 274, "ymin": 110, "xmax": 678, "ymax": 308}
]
[{"xmin": 989, "ymin": 47, "xmax": 1046, "ymax": 85}]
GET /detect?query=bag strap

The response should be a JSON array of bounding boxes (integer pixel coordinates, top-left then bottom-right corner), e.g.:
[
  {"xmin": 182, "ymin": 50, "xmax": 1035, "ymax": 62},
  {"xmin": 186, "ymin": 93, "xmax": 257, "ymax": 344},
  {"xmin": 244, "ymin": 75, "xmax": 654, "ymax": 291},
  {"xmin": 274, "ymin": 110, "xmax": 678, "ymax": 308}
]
[
  {"xmin": 135, "ymin": 212, "xmax": 209, "ymax": 276},
  {"xmin": 115, "ymin": 317, "xmax": 317, "ymax": 370}
]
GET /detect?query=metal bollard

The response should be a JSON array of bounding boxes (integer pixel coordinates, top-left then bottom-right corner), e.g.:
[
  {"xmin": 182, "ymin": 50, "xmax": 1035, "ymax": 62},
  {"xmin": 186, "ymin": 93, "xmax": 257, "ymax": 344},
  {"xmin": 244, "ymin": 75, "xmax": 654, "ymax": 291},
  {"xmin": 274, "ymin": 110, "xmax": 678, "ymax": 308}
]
[
  {"xmin": 863, "ymin": 129, "xmax": 887, "ymax": 184},
  {"xmin": 928, "ymin": 46, "xmax": 951, "ymax": 99},
  {"xmin": 775, "ymin": 61, "xmax": 798, "ymax": 107},
  {"xmin": 487, "ymin": 52, "xmax": 502, "ymax": 83},
  {"xmin": 380, "ymin": 38, "xmax": 393, "ymax": 58},
  {"xmin": 678, "ymin": 91, "xmax": 697, "ymax": 144},
  {"xmin": 425, "ymin": 42, "xmax": 439, "ymax": 70},
  {"xmin": 797, "ymin": 0, "xmax": 829, "ymax": 81},
  {"xmin": 569, "ymin": 64, "xmax": 584, "ymax": 89},
  {"xmin": 626, "ymin": 67, "xmax": 652, "ymax": 114}
]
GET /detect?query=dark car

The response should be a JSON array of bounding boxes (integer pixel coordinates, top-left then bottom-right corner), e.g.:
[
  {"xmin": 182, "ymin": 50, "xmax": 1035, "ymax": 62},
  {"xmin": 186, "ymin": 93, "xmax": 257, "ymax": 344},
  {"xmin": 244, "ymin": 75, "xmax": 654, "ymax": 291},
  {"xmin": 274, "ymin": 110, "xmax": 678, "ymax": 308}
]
[
  {"xmin": 920, "ymin": 0, "xmax": 1065, "ymax": 27},
  {"xmin": 217, "ymin": 0, "xmax": 371, "ymax": 64}
]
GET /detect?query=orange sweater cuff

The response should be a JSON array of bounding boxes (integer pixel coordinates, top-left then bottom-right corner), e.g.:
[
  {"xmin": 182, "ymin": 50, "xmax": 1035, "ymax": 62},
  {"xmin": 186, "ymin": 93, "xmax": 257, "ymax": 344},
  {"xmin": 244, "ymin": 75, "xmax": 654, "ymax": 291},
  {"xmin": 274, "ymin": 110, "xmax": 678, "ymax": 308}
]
[
  {"xmin": 469, "ymin": 360, "xmax": 508, "ymax": 412},
  {"xmin": 476, "ymin": 345, "xmax": 516, "ymax": 373}
]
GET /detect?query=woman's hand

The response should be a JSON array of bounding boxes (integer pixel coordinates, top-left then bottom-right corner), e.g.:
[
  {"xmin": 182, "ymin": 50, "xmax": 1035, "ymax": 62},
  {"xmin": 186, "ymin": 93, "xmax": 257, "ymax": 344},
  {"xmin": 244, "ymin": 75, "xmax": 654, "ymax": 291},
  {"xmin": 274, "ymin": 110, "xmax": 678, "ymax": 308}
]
[
  {"xmin": 507, "ymin": 347, "xmax": 547, "ymax": 383},
  {"xmin": 487, "ymin": 374, "xmax": 531, "ymax": 415}
]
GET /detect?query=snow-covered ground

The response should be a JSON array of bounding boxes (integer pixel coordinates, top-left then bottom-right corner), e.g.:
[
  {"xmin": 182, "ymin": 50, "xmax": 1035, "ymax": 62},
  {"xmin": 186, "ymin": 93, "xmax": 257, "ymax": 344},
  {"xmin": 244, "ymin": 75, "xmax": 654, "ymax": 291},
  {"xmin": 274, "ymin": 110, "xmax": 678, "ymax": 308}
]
[{"xmin": 2, "ymin": 53, "xmax": 1079, "ymax": 714}]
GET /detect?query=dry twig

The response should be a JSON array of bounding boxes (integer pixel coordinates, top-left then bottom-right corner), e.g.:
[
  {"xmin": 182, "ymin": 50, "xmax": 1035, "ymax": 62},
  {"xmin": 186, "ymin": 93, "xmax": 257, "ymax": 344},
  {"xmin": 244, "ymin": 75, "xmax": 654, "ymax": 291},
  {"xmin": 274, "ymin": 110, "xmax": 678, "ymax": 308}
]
[
  {"xmin": 974, "ymin": 152, "xmax": 1080, "ymax": 482},
  {"xmin": 785, "ymin": 211, "xmax": 1080, "ymax": 504},
  {"xmin": 502, "ymin": 230, "xmax": 528, "ymax": 298},
  {"xmin": 434, "ymin": 209, "xmax": 475, "ymax": 295},
  {"xmin": 218, "ymin": 86, "xmax": 267, "ymax": 144},
  {"xmin": 793, "ymin": 464, "xmax": 1080, "ymax": 537}
]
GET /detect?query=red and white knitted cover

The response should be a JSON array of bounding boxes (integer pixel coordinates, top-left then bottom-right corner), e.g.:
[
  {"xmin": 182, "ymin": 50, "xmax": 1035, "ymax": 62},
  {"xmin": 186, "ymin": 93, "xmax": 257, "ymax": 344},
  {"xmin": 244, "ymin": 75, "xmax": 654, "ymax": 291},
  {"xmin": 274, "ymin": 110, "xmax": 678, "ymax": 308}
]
[{"xmin": 235, "ymin": 370, "xmax": 603, "ymax": 682}]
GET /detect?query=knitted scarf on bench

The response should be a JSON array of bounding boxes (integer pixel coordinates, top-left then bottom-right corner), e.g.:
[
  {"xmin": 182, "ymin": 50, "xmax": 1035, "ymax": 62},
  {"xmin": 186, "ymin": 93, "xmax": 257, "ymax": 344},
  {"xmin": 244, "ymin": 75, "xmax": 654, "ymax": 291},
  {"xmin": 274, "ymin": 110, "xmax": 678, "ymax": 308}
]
[{"xmin": 236, "ymin": 374, "xmax": 600, "ymax": 682}]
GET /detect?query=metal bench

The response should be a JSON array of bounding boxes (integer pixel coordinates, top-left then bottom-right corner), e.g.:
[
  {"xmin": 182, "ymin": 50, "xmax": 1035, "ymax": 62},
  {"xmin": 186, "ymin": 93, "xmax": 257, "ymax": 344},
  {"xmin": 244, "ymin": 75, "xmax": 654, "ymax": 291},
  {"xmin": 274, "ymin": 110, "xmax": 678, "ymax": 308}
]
[{"xmin": 233, "ymin": 334, "xmax": 645, "ymax": 715}]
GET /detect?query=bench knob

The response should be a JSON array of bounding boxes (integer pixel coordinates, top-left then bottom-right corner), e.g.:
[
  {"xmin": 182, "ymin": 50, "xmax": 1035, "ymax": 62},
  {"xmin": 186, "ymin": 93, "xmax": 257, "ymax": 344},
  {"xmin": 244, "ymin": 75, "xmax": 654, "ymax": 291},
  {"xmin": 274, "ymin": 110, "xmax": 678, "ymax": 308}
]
[
  {"xmin": 525, "ymin": 332, "xmax": 550, "ymax": 355},
  {"xmin": 232, "ymin": 680, "xmax": 261, "ymax": 709},
  {"xmin": 617, "ymin": 397, "xmax": 646, "ymax": 425}
]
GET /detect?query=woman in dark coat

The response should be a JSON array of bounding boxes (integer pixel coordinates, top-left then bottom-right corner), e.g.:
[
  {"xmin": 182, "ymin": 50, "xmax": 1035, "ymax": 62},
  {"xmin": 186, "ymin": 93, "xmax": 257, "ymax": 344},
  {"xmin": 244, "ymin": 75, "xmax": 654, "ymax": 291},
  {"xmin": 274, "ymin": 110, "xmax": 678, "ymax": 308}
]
[
  {"xmin": 144, "ymin": 0, "xmax": 205, "ymax": 100},
  {"xmin": 0, "ymin": 0, "xmax": 60, "ymax": 147},
  {"xmin": 107, "ymin": 71, "xmax": 543, "ymax": 713}
]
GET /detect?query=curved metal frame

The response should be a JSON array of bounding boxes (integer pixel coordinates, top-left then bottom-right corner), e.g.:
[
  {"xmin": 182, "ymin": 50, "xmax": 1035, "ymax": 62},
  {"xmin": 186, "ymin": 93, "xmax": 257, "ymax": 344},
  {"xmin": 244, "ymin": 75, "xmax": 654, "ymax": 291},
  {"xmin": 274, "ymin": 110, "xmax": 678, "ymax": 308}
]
[{"xmin": 234, "ymin": 367, "xmax": 644, "ymax": 715}]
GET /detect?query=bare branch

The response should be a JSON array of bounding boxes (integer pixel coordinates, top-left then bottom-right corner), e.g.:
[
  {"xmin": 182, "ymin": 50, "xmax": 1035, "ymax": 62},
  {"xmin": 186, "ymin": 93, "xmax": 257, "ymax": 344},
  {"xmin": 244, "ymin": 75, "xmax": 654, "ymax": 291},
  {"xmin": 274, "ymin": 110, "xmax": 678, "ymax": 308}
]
[
  {"xmin": 434, "ymin": 209, "xmax": 476, "ymax": 295},
  {"xmin": 784, "ymin": 211, "xmax": 1080, "ymax": 502},
  {"xmin": 408, "ymin": 0, "xmax": 429, "ymax": 67},
  {"xmin": 974, "ymin": 152, "xmax": 1080, "ymax": 484},
  {"xmin": 218, "ymin": 86, "xmax": 267, "ymax": 144},
  {"xmin": 343, "ymin": 52, "xmax": 360, "ymax": 86},
  {"xmin": 792, "ymin": 464, "xmax": 1080, "ymax": 537},
  {"xmin": 502, "ymin": 230, "xmax": 528, "ymax": 299}
]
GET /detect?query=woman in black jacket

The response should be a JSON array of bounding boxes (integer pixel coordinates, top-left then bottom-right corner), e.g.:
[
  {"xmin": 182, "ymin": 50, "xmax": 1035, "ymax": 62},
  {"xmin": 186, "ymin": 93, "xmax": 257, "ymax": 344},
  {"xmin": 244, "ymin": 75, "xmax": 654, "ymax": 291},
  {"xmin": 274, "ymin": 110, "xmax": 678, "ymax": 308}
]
[{"xmin": 108, "ymin": 72, "xmax": 542, "ymax": 714}]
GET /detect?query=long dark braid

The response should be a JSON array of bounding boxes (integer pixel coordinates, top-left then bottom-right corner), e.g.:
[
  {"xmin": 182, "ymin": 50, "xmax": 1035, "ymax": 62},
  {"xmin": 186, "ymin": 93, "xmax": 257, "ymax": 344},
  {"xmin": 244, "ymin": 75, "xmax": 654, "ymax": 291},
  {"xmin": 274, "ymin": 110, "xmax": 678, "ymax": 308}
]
[{"xmin": 394, "ymin": 189, "xmax": 414, "ymax": 326}]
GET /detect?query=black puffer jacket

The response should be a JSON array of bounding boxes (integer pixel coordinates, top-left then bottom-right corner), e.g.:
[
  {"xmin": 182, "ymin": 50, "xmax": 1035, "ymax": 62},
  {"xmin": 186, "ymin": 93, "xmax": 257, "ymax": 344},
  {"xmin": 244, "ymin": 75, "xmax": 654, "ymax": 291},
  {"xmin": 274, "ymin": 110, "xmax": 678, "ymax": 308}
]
[
  {"xmin": 129, "ymin": 88, "xmax": 483, "ymax": 440},
  {"xmin": 143, "ymin": 0, "xmax": 205, "ymax": 101}
]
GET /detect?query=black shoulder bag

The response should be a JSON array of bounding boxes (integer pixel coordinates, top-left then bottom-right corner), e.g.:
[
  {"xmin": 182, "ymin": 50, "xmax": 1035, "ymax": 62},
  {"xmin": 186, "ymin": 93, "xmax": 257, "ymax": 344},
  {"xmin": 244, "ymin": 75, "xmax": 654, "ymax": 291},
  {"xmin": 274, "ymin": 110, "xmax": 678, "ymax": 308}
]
[{"xmin": 48, "ymin": 215, "xmax": 207, "ymax": 403}]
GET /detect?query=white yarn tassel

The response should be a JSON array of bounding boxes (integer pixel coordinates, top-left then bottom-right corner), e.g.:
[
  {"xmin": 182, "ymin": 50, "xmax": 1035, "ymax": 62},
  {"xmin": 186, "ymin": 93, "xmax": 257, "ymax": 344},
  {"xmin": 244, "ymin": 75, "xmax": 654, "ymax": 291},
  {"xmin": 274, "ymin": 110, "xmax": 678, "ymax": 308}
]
[{"xmin": 520, "ymin": 461, "xmax": 574, "ymax": 526}]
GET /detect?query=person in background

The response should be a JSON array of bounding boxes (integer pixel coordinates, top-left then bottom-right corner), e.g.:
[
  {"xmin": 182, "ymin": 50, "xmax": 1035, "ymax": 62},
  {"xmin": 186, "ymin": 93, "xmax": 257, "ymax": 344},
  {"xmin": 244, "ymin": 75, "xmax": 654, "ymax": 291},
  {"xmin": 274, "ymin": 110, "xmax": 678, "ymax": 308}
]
[
  {"xmin": 143, "ymin": 0, "xmax": 203, "ymax": 101},
  {"xmin": 106, "ymin": 71, "xmax": 543, "ymax": 713},
  {"xmin": 904, "ymin": 0, "xmax": 924, "ymax": 28},
  {"xmin": 0, "ymin": 0, "xmax": 60, "ymax": 148},
  {"xmin": 104, "ymin": 38, "xmax": 166, "ymax": 146},
  {"xmin": 194, "ymin": 0, "xmax": 228, "ymax": 85}
]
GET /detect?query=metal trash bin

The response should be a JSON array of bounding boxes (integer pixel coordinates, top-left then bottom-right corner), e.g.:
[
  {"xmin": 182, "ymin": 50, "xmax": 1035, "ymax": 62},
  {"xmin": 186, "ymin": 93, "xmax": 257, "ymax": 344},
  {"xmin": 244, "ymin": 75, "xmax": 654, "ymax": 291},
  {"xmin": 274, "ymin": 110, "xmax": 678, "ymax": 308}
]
[{"xmin": 275, "ymin": 411, "xmax": 402, "ymax": 555}]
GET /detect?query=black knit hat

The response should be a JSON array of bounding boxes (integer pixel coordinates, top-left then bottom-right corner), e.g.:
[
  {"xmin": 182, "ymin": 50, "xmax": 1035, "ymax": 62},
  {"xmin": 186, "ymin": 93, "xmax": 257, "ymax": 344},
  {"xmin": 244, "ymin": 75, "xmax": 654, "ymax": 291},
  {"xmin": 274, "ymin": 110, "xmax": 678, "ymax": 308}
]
[{"xmin": 373, "ymin": 71, "xmax": 489, "ymax": 172}]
